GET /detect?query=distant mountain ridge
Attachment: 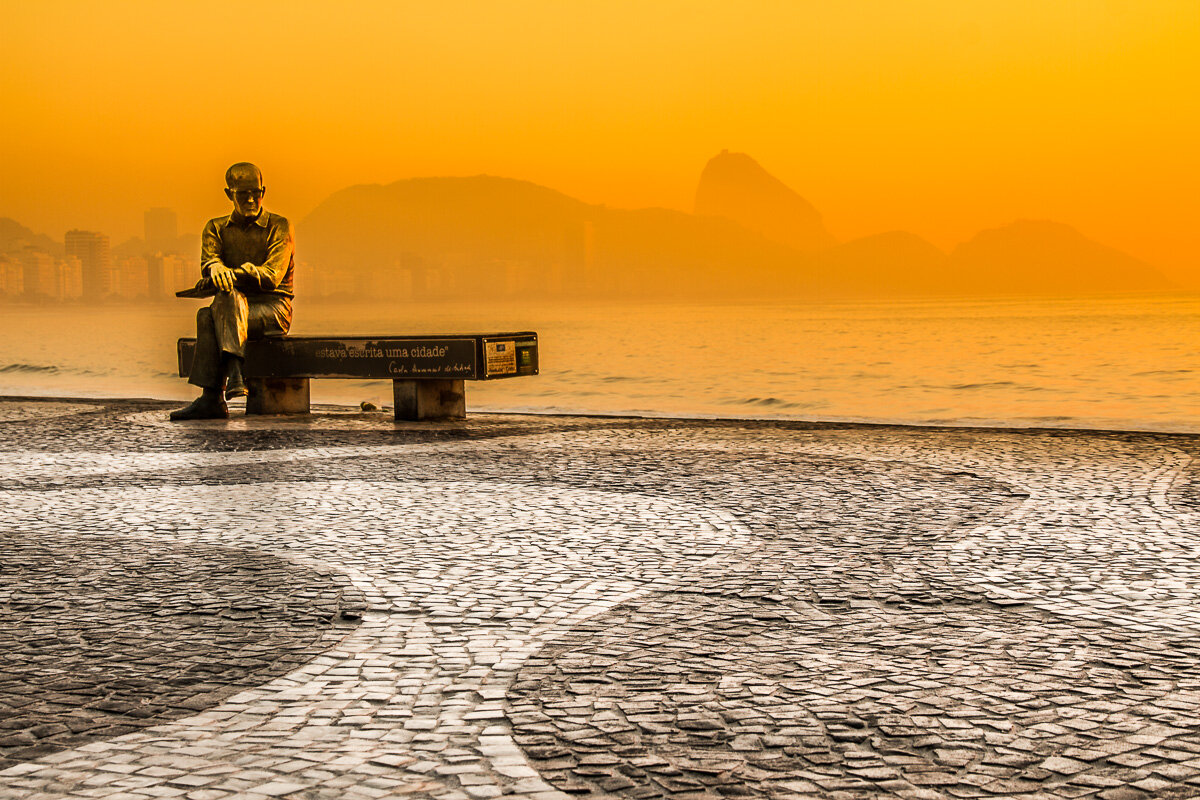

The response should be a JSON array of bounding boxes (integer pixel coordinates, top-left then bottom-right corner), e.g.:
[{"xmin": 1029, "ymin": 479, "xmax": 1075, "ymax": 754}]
[
  {"xmin": 948, "ymin": 219, "xmax": 1173, "ymax": 294},
  {"xmin": 694, "ymin": 150, "xmax": 835, "ymax": 252},
  {"xmin": 2, "ymin": 155, "xmax": 1181, "ymax": 299},
  {"xmin": 300, "ymin": 164, "xmax": 1175, "ymax": 299},
  {"xmin": 0, "ymin": 218, "xmax": 61, "ymax": 256},
  {"xmin": 809, "ymin": 221, "xmax": 1173, "ymax": 297},
  {"xmin": 301, "ymin": 175, "xmax": 810, "ymax": 298}
]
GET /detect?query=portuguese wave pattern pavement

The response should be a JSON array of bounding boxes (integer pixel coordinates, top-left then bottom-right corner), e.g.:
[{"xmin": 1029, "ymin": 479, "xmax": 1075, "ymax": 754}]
[{"xmin": 0, "ymin": 398, "xmax": 1198, "ymax": 800}]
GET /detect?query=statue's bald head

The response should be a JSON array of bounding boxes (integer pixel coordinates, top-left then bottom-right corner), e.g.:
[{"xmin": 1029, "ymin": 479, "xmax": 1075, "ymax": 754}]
[
  {"xmin": 224, "ymin": 162, "xmax": 266, "ymax": 218},
  {"xmin": 225, "ymin": 162, "xmax": 263, "ymax": 190}
]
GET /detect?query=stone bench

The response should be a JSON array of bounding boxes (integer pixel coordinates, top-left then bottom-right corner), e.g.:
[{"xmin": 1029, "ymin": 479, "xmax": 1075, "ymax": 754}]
[{"xmin": 177, "ymin": 332, "xmax": 538, "ymax": 420}]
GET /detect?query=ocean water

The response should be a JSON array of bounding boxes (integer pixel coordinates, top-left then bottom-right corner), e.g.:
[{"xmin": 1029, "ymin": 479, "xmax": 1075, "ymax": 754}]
[{"xmin": 0, "ymin": 294, "xmax": 1197, "ymax": 432}]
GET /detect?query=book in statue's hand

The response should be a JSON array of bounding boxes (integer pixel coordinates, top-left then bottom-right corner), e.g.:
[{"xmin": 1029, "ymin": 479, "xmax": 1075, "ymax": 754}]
[{"xmin": 175, "ymin": 279, "xmax": 217, "ymax": 298}]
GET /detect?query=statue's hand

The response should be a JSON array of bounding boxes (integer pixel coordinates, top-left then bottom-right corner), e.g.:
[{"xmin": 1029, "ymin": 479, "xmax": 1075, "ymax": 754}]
[{"xmin": 210, "ymin": 264, "xmax": 236, "ymax": 293}]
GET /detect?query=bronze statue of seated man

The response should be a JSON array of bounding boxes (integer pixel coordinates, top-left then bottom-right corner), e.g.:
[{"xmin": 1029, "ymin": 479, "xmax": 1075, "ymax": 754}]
[{"xmin": 171, "ymin": 162, "xmax": 295, "ymax": 420}]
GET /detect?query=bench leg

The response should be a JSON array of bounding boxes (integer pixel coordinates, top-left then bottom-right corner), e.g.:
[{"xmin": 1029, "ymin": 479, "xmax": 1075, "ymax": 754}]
[
  {"xmin": 393, "ymin": 379, "xmax": 466, "ymax": 421},
  {"xmin": 246, "ymin": 378, "xmax": 311, "ymax": 415}
]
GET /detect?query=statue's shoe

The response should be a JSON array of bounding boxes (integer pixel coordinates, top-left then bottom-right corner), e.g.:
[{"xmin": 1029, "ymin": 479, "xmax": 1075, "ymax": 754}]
[
  {"xmin": 224, "ymin": 360, "xmax": 247, "ymax": 400},
  {"xmin": 224, "ymin": 378, "xmax": 248, "ymax": 400},
  {"xmin": 169, "ymin": 395, "xmax": 230, "ymax": 421}
]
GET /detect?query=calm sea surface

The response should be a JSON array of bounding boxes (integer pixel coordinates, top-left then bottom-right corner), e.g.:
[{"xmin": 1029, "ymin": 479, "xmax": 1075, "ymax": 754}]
[{"xmin": 1, "ymin": 295, "xmax": 1197, "ymax": 432}]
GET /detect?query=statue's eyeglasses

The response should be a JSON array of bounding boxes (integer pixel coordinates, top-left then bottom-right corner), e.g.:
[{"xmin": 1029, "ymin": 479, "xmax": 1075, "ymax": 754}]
[{"xmin": 229, "ymin": 188, "xmax": 264, "ymax": 199}]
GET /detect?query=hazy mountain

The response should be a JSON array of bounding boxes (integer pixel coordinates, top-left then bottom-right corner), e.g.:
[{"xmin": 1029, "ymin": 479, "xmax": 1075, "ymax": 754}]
[
  {"xmin": 949, "ymin": 220, "xmax": 1176, "ymax": 295},
  {"xmin": 303, "ymin": 176, "xmax": 588, "ymax": 272},
  {"xmin": 0, "ymin": 218, "xmax": 61, "ymax": 255},
  {"xmin": 811, "ymin": 223, "xmax": 1169, "ymax": 297},
  {"xmin": 301, "ymin": 175, "xmax": 813, "ymax": 299},
  {"xmin": 301, "ymin": 177, "xmax": 1177, "ymax": 300},
  {"xmin": 694, "ymin": 150, "xmax": 834, "ymax": 252},
  {"xmin": 814, "ymin": 231, "xmax": 949, "ymax": 296}
]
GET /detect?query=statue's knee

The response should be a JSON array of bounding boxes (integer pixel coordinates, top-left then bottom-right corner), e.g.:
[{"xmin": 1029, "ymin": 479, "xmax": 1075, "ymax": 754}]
[{"xmin": 214, "ymin": 288, "xmax": 242, "ymax": 305}]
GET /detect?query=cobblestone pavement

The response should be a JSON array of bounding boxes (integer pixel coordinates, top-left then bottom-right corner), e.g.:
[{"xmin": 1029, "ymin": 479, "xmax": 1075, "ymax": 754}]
[{"xmin": 1, "ymin": 397, "xmax": 1198, "ymax": 800}]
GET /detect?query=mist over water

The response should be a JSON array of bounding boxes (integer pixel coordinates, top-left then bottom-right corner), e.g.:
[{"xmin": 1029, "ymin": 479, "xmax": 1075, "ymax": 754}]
[{"xmin": 1, "ymin": 294, "xmax": 1196, "ymax": 433}]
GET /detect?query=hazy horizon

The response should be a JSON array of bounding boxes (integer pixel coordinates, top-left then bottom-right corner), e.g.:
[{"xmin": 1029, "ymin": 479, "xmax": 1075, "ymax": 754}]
[
  {"xmin": 2, "ymin": 158, "xmax": 1196, "ymax": 292},
  {"xmin": 2, "ymin": 153, "xmax": 1192, "ymax": 301}
]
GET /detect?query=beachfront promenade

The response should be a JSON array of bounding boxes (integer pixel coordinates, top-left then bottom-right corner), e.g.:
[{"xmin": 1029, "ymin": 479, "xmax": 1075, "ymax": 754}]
[{"xmin": 1, "ymin": 399, "xmax": 1199, "ymax": 800}]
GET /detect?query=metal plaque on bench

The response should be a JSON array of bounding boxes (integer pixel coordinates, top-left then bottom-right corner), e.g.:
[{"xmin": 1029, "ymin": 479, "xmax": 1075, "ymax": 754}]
[
  {"xmin": 179, "ymin": 337, "xmax": 478, "ymax": 379},
  {"xmin": 481, "ymin": 335, "xmax": 539, "ymax": 378}
]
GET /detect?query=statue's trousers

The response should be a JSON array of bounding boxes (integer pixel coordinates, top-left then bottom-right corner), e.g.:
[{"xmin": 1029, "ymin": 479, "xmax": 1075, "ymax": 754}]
[{"xmin": 188, "ymin": 290, "xmax": 292, "ymax": 389}]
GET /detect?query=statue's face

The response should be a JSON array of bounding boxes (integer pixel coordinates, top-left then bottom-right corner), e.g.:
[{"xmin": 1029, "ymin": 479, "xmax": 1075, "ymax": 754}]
[{"xmin": 224, "ymin": 173, "xmax": 265, "ymax": 218}]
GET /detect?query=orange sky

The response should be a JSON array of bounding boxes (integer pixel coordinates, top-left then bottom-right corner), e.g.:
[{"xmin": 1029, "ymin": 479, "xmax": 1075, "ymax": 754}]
[{"xmin": 2, "ymin": 1, "xmax": 1197, "ymax": 281}]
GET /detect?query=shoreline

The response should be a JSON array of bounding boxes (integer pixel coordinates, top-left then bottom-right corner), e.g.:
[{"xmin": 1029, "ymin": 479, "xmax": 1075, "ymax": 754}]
[{"xmin": 3, "ymin": 392, "xmax": 1198, "ymax": 438}]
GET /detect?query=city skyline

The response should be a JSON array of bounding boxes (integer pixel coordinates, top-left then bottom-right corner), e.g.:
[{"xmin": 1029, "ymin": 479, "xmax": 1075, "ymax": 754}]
[{"xmin": 0, "ymin": 212, "xmax": 197, "ymax": 302}]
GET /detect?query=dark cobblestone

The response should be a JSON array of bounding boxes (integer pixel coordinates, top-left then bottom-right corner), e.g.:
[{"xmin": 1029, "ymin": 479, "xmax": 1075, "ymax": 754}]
[
  {"xmin": 0, "ymin": 533, "xmax": 364, "ymax": 770},
  {"xmin": 511, "ymin": 597, "xmax": 1200, "ymax": 799}
]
